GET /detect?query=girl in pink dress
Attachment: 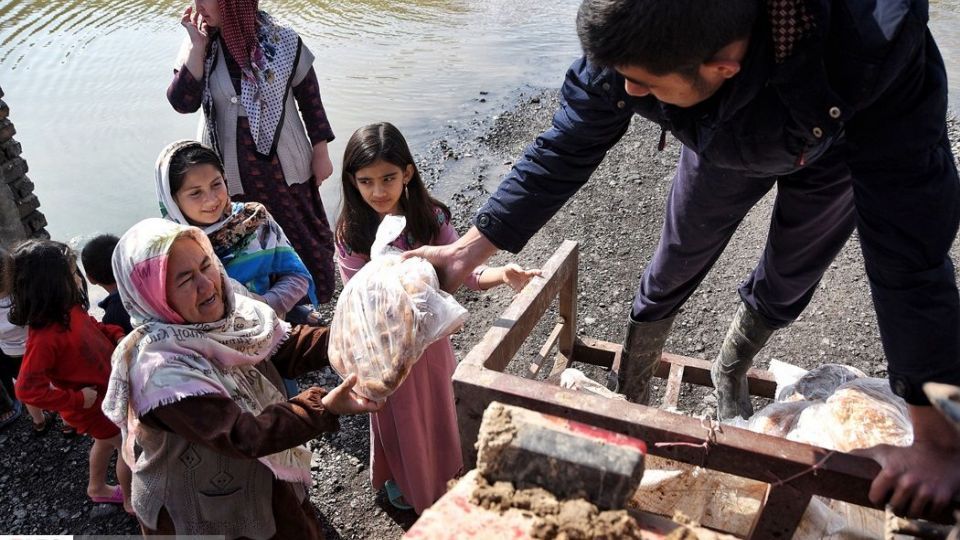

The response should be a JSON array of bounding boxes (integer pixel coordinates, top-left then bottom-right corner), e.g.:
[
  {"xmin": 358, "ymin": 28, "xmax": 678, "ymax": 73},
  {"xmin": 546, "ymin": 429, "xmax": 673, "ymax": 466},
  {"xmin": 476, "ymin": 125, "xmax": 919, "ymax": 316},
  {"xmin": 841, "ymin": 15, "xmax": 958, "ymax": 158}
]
[{"xmin": 336, "ymin": 122, "xmax": 539, "ymax": 513}]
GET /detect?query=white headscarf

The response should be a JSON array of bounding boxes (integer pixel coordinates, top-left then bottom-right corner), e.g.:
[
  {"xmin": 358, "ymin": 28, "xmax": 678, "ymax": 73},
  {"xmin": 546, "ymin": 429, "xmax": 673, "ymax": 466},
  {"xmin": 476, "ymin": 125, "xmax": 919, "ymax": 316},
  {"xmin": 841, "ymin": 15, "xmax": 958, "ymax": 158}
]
[{"xmin": 101, "ymin": 218, "xmax": 312, "ymax": 484}]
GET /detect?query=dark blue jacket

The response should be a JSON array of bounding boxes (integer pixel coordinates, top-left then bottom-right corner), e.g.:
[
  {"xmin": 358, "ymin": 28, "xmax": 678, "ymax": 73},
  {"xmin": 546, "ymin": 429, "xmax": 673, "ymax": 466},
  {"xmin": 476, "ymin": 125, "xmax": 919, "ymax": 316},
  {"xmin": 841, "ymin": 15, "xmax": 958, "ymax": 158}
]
[
  {"xmin": 478, "ymin": 0, "xmax": 941, "ymax": 250},
  {"xmin": 476, "ymin": 0, "xmax": 960, "ymax": 404},
  {"xmin": 98, "ymin": 291, "xmax": 132, "ymax": 335}
]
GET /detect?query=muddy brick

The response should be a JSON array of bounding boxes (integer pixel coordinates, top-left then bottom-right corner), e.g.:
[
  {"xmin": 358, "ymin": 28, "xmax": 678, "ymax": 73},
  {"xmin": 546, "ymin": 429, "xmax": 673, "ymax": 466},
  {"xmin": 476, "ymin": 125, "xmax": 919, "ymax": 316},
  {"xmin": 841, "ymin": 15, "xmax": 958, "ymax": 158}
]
[
  {"xmin": 0, "ymin": 100, "xmax": 8, "ymax": 121},
  {"xmin": 475, "ymin": 402, "xmax": 646, "ymax": 510}
]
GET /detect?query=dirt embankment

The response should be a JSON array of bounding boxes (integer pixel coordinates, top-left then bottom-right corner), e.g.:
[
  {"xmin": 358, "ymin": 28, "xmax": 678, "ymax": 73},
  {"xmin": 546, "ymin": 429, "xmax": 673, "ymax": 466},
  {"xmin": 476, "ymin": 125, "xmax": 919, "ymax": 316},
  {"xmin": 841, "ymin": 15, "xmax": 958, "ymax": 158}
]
[{"xmin": 1, "ymin": 89, "xmax": 957, "ymax": 537}]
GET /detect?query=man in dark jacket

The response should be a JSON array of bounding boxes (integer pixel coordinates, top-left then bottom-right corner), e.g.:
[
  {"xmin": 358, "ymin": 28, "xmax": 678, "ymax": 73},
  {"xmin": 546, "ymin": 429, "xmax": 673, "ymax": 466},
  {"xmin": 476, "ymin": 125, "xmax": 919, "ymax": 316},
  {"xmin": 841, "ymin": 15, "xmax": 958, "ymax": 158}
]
[{"xmin": 411, "ymin": 0, "xmax": 960, "ymax": 517}]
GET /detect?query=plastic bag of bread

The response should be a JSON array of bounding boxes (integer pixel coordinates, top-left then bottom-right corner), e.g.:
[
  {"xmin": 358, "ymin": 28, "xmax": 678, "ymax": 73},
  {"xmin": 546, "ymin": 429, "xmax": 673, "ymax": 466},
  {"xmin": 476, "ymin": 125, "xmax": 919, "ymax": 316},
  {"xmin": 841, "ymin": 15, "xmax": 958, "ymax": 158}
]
[
  {"xmin": 328, "ymin": 215, "xmax": 468, "ymax": 402},
  {"xmin": 746, "ymin": 401, "xmax": 812, "ymax": 438},
  {"xmin": 787, "ymin": 378, "xmax": 913, "ymax": 452},
  {"xmin": 776, "ymin": 363, "xmax": 867, "ymax": 402}
]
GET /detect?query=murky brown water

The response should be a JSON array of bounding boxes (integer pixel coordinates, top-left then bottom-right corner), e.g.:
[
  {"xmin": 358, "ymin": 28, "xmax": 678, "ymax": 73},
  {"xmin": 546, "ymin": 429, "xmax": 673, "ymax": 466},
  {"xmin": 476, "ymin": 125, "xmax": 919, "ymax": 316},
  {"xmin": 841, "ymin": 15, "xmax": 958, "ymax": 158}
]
[{"xmin": 0, "ymin": 0, "xmax": 956, "ymax": 241}]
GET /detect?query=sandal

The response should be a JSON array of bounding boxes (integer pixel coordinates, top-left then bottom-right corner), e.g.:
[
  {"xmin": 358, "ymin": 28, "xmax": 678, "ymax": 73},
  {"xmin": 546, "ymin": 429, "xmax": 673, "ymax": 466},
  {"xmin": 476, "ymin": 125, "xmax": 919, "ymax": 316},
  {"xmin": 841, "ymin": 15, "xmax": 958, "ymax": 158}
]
[
  {"xmin": 32, "ymin": 410, "xmax": 54, "ymax": 435},
  {"xmin": 90, "ymin": 485, "xmax": 124, "ymax": 505},
  {"xmin": 60, "ymin": 416, "xmax": 77, "ymax": 438},
  {"xmin": 306, "ymin": 310, "xmax": 325, "ymax": 326},
  {"xmin": 384, "ymin": 480, "xmax": 413, "ymax": 511},
  {"xmin": 0, "ymin": 400, "xmax": 22, "ymax": 430}
]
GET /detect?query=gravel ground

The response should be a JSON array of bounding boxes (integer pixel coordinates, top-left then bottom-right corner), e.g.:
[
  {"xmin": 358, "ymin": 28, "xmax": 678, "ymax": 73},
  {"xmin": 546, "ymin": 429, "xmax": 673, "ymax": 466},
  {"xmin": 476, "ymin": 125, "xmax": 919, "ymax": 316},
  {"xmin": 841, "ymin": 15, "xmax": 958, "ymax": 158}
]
[{"xmin": 1, "ymin": 89, "xmax": 957, "ymax": 537}]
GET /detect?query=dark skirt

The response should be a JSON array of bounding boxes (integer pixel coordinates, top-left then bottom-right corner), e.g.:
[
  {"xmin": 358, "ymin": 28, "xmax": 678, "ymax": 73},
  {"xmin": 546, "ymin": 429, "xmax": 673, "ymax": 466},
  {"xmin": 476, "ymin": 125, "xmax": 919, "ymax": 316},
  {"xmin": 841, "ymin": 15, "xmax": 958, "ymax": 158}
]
[{"xmin": 233, "ymin": 118, "xmax": 335, "ymax": 304}]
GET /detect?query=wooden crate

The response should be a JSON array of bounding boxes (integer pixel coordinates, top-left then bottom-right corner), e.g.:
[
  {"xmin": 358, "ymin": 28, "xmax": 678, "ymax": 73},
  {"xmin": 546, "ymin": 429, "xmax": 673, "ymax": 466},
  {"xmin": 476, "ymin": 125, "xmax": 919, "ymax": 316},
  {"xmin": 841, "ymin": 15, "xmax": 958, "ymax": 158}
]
[{"xmin": 452, "ymin": 240, "xmax": 888, "ymax": 539}]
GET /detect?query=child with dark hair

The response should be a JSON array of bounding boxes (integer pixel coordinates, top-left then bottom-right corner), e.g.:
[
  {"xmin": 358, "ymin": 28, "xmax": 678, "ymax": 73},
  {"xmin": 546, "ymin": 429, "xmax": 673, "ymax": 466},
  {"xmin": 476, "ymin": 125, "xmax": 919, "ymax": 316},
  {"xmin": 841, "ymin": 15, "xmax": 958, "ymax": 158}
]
[
  {"xmin": 338, "ymin": 122, "xmax": 539, "ymax": 512},
  {"xmin": 0, "ymin": 244, "xmax": 49, "ymax": 432},
  {"xmin": 82, "ymin": 234, "xmax": 133, "ymax": 334},
  {"xmin": 10, "ymin": 240, "xmax": 132, "ymax": 510}
]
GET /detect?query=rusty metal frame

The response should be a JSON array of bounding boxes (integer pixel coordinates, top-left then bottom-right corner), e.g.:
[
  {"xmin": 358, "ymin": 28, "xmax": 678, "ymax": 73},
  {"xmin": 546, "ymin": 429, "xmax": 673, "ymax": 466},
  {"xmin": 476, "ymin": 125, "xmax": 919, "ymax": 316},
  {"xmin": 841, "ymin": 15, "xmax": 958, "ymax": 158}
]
[{"xmin": 453, "ymin": 240, "xmax": 887, "ymax": 539}]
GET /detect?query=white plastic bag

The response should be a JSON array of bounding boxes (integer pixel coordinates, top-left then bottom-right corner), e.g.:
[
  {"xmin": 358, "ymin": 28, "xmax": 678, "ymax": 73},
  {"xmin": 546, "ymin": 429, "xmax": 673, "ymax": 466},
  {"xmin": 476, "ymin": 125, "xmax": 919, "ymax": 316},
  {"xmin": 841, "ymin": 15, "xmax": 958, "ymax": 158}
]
[
  {"xmin": 559, "ymin": 368, "xmax": 627, "ymax": 401},
  {"xmin": 328, "ymin": 216, "xmax": 468, "ymax": 402}
]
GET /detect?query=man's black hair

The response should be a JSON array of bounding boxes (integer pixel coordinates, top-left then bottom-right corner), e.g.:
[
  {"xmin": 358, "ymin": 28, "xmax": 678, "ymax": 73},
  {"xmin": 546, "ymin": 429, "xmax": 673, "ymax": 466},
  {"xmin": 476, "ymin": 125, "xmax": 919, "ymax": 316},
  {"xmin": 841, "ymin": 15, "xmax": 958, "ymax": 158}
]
[
  {"xmin": 576, "ymin": 0, "xmax": 759, "ymax": 76},
  {"xmin": 81, "ymin": 234, "xmax": 120, "ymax": 286}
]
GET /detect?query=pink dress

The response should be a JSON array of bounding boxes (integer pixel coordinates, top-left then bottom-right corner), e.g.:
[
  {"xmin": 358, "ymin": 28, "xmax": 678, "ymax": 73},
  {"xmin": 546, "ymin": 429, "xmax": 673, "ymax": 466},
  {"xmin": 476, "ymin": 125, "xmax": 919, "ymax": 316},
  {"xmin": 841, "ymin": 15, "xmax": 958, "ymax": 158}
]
[{"xmin": 336, "ymin": 210, "xmax": 481, "ymax": 514}]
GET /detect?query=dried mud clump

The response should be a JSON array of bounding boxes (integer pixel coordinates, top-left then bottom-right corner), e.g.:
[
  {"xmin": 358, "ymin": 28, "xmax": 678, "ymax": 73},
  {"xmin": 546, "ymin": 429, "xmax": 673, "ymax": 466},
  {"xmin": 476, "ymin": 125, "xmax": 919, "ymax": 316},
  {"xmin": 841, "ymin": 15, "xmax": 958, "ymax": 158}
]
[
  {"xmin": 471, "ymin": 475, "xmax": 644, "ymax": 539},
  {"xmin": 474, "ymin": 403, "xmax": 519, "ymax": 476}
]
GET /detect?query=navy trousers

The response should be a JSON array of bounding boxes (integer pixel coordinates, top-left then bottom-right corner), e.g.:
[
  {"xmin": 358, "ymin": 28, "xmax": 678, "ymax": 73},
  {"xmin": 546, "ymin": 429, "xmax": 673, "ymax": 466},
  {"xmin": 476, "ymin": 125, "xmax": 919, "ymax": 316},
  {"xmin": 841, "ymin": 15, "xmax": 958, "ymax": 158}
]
[
  {"xmin": 632, "ymin": 145, "xmax": 856, "ymax": 327},
  {"xmin": 631, "ymin": 138, "xmax": 960, "ymax": 404}
]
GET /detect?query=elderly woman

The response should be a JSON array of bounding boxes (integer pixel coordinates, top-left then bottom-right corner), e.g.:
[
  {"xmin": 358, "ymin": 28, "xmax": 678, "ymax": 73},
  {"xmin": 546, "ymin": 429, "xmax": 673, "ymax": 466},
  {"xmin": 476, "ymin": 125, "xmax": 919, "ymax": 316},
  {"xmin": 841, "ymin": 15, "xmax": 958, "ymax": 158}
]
[{"xmin": 103, "ymin": 218, "xmax": 378, "ymax": 537}]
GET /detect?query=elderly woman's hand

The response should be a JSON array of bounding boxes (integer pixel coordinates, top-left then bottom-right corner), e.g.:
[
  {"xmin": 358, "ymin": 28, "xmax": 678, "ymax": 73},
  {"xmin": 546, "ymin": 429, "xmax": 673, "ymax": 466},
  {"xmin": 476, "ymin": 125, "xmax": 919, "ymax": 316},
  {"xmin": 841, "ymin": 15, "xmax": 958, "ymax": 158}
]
[{"xmin": 321, "ymin": 374, "xmax": 383, "ymax": 415}]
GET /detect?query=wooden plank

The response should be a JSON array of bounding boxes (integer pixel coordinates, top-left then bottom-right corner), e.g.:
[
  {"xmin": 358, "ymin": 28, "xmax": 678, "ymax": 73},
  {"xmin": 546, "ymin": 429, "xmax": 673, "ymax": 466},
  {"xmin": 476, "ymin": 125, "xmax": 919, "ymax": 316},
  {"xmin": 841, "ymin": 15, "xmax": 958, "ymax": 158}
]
[
  {"xmin": 748, "ymin": 483, "xmax": 812, "ymax": 539},
  {"xmin": 453, "ymin": 362, "xmax": 880, "ymax": 509},
  {"xmin": 527, "ymin": 323, "xmax": 564, "ymax": 379},
  {"xmin": 572, "ymin": 340, "xmax": 778, "ymax": 399},
  {"xmin": 461, "ymin": 241, "xmax": 578, "ymax": 373},
  {"xmin": 557, "ymin": 244, "xmax": 578, "ymax": 358},
  {"xmin": 576, "ymin": 335, "xmax": 620, "ymax": 368},
  {"xmin": 546, "ymin": 351, "xmax": 573, "ymax": 382},
  {"xmin": 662, "ymin": 363, "xmax": 684, "ymax": 410}
]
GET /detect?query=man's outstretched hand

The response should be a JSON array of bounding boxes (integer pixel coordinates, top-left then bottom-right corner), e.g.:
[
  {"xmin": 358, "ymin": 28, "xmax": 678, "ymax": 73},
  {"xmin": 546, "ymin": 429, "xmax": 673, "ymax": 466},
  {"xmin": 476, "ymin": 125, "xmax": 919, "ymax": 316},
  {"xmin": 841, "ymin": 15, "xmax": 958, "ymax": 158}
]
[
  {"xmin": 404, "ymin": 226, "xmax": 500, "ymax": 293},
  {"xmin": 853, "ymin": 405, "xmax": 960, "ymax": 519}
]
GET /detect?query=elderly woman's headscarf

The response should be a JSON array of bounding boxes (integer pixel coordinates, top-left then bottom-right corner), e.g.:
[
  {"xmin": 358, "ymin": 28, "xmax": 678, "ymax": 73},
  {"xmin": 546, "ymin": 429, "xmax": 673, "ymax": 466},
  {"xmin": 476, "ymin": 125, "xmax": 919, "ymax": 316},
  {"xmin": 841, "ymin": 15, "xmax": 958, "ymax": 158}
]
[
  {"xmin": 101, "ymin": 218, "xmax": 311, "ymax": 484},
  {"xmin": 155, "ymin": 141, "xmax": 318, "ymax": 303},
  {"xmin": 202, "ymin": 1, "xmax": 302, "ymax": 156}
]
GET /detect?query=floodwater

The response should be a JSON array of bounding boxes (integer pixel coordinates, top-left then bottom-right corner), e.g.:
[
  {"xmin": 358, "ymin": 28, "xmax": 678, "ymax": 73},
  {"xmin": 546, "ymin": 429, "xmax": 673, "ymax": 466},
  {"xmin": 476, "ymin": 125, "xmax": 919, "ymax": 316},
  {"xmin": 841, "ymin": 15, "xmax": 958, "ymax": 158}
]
[{"xmin": 0, "ymin": 0, "xmax": 957, "ymax": 241}]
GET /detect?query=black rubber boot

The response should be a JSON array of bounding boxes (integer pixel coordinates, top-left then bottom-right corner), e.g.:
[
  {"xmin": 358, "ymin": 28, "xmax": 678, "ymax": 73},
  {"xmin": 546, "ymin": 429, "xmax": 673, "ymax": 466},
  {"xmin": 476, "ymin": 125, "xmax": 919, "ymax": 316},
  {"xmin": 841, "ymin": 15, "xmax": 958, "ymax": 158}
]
[
  {"xmin": 711, "ymin": 303, "xmax": 776, "ymax": 420},
  {"xmin": 613, "ymin": 315, "xmax": 676, "ymax": 405}
]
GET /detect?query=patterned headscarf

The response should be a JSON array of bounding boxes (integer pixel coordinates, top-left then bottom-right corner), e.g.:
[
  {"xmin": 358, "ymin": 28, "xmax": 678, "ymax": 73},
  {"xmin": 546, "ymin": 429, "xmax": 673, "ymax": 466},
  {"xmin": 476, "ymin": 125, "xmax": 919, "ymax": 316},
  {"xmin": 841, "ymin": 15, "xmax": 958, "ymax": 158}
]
[
  {"xmin": 217, "ymin": 0, "xmax": 259, "ymax": 71},
  {"xmin": 203, "ymin": 6, "xmax": 301, "ymax": 156},
  {"xmin": 102, "ymin": 218, "xmax": 312, "ymax": 484}
]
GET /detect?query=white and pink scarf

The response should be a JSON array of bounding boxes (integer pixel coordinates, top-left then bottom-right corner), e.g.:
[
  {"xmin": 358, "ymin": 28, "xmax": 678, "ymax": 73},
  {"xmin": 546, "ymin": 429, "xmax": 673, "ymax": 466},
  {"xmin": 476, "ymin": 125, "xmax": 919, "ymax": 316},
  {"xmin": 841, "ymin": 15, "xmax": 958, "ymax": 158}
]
[{"xmin": 101, "ymin": 218, "xmax": 312, "ymax": 484}]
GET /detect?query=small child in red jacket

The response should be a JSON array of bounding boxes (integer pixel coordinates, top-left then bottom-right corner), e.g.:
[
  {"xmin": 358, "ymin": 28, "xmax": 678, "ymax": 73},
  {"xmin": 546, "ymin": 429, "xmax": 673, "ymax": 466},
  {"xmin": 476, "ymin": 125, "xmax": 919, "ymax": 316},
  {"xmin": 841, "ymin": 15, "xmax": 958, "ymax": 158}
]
[{"xmin": 10, "ymin": 240, "xmax": 132, "ymax": 512}]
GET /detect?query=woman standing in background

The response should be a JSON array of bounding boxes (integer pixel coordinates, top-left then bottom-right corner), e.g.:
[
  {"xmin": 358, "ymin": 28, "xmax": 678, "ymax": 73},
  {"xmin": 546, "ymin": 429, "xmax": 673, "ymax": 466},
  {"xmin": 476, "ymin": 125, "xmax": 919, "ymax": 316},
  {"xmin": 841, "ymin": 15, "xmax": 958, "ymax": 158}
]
[{"xmin": 167, "ymin": 0, "xmax": 336, "ymax": 304}]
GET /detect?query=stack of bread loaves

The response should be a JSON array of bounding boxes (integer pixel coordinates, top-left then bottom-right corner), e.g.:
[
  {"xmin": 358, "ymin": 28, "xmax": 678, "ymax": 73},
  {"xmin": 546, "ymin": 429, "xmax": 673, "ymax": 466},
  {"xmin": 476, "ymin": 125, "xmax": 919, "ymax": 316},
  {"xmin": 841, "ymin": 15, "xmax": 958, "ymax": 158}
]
[{"xmin": 328, "ymin": 216, "xmax": 468, "ymax": 402}]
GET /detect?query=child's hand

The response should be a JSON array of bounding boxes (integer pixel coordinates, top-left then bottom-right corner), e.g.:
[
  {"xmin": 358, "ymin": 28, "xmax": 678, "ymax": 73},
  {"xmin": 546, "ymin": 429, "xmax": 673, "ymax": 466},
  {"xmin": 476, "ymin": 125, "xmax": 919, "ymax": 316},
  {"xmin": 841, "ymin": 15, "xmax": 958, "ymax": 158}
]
[
  {"xmin": 180, "ymin": 6, "xmax": 210, "ymax": 48},
  {"xmin": 311, "ymin": 141, "xmax": 334, "ymax": 186},
  {"xmin": 81, "ymin": 387, "xmax": 98, "ymax": 409},
  {"xmin": 502, "ymin": 263, "xmax": 541, "ymax": 292},
  {"xmin": 321, "ymin": 374, "xmax": 383, "ymax": 415}
]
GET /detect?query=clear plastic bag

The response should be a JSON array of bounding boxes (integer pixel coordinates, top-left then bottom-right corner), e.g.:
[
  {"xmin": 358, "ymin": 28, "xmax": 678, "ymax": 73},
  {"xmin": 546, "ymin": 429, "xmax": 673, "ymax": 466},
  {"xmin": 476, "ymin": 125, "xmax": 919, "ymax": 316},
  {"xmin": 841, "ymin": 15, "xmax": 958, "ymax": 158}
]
[
  {"xmin": 787, "ymin": 378, "xmax": 913, "ymax": 452},
  {"xmin": 776, "ymin": 363, "xmax": 867, "ymax": 402},
  {"xmin": 742, "ymin": 364, "xmax": 914, "ymax": 539},
  {"xmin": 746, "ymin": 401, "xmax": 812, "ymax": 438},
  {"xmin": 559, "ymin": 368, "xmax": 627, "ymax": 401},
  {"xmin": 328, "ymin": 216, "xmax": 468, "ymax": 402}
]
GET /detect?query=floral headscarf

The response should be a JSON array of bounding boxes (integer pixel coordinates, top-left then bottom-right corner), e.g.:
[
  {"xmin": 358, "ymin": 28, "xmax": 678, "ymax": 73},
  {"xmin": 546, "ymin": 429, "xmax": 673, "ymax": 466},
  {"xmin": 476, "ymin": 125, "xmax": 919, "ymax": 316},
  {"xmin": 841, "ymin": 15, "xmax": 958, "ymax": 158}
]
[{"xmin": 101, "ymin": 218, "xmax": 312, "ymax": 484}]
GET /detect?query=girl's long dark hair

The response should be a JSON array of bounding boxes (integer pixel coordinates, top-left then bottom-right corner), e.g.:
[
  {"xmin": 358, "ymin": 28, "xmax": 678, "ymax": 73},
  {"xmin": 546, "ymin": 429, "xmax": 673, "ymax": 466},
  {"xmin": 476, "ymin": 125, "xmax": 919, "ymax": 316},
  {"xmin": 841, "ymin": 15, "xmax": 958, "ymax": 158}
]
[
  {"xmin": 8, "ymin": 240, "xmax": 89, "ymax": 329},
  {"xmin": 336, "ymin": 122, "xmax": 450, "ymax": 255}
]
